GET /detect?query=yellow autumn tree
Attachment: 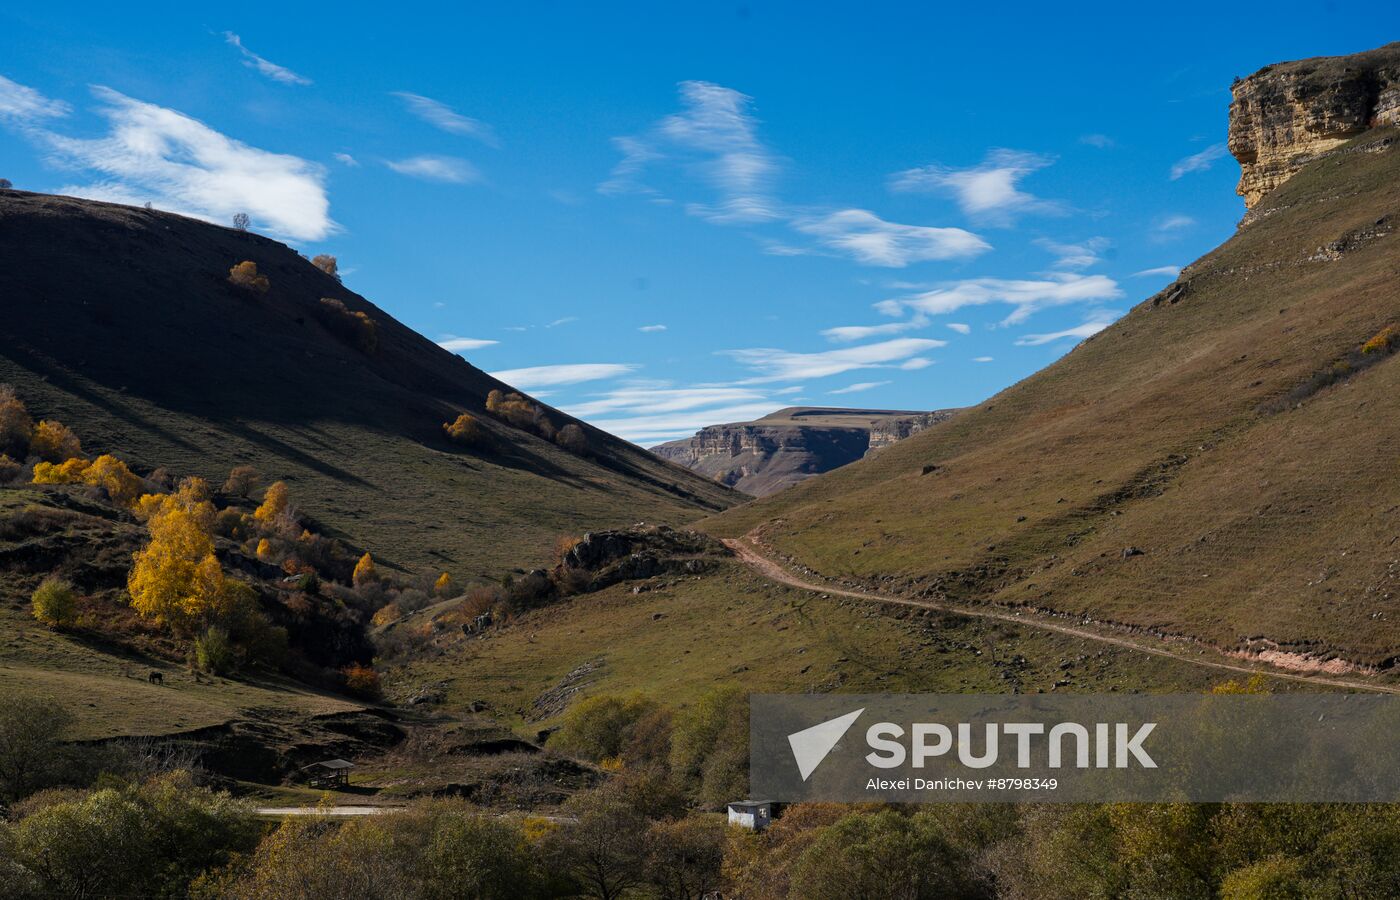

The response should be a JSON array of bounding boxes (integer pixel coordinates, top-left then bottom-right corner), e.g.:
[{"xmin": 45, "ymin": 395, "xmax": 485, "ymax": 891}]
[
  {"xmin": 255, "ymin": 538, "xmax": 274, "ymax": 561},
  {"xmin": 253, "ymin": 481, "xmax": 290, "ymax": 526},
  {"xmin": 30, "ymin": 420, "xmax": 82, "ymax": 463},
  {"xmin": 443, "ymin": 412, "xmax": 484, "ymax": 446},
  {"xmin": 32, "ymin": 457, "xmax": 91, "ymax": 485},
  {"xmin": 127, "ymin": 480, "xmax": 233, "ymax": 633},
  {"xmin": 228, "ymin": 260, "xmax": 270, "ymax": 294},
  {"xmin": 81, "ymin": 454, "xmax": 144, "ymax": 507},
  {"xmin": 434, "ymin": 571, "xmax": 453, "ymax": 596},
  {"xmin": 352, "ymin": 552, "xmax": 377, "ymax": 587}
]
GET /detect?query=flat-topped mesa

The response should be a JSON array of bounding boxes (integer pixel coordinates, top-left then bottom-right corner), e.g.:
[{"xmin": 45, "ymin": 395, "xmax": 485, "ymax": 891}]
[{"xmin": 1229, "ymin": 42, "xmax": 1400, "ymax": 210}]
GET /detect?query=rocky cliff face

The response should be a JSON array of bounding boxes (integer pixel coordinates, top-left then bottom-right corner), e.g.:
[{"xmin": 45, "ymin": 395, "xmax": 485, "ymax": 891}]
[
  {"xmin": 651, "ymin": 407, "xmax": 956, "ymax": 497},
  {"xmin": 1230, "ymin": 43, "xmax": 1400, "ymax": 211},
  {"xmin": 866, "ymin": 410, "xmax": 955, "ymax": 455}
]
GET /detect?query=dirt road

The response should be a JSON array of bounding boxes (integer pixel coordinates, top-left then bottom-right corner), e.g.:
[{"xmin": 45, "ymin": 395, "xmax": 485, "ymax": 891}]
[{"xmin": 722, "ymin": 535, "xmax": 1400, "ymax": 695}]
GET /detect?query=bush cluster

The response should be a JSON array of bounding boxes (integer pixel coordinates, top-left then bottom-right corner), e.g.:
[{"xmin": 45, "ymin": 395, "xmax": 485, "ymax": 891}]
[
  {"xmin": 317, "ymin": 297, "xmax": 379, "ymax": 355},
  {"xmin": 227, "ymin": 260, "xmax": 269, "ymax": 294},
  {"xmin": 484, "ymin": 390, "xmax": 590, "ymax": 455}
]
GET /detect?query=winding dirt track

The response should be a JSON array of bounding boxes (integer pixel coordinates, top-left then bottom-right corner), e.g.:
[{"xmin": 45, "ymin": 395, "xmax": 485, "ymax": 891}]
[{"xmin": 721, "ymin": 535, "xmax": 1400, "ymax": 696}]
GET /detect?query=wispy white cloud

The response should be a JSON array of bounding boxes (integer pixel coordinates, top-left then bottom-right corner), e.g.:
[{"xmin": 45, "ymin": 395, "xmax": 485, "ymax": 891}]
[
  {"xmin": 386, "ymin": 155, "xmax": 479, "ymax": 183},
  {"xmin": 1152, "ymin": 214, "xmax": 1195, "ymax": 239},
  {"xmin": 946, "ymin": 322, "xmax": 971, "ymax": 335},
  {"xmin": 899, "ymin": 358, "xmax": 933, "ymax": 370},
  {"xmin": 602, "ymin": 80, "xmax": 779, "ymax": 224},
  {"xmin": 392, "ymin": 92, "xmax": 498, "ymax": 146},
  {"xmin": 773, "ymin": 386, "xmax": 803, "ymax": 395},
  {"xmin": 639, "ymin": 324, "xmax": 668, "ymax": 332},
  {"xmin": 890, "ymin": 149, "xmax": 1061, "ymax": 225},
  {"xmin": 333, "ymin": 152, "xmax": 359, "ymax": 167},
  {"xmin": 490, "ymin": 363, "xmax": 637, "ymax": 390},
  {"xmin": 1015, "ymin": 315, "xmax": 1118, "ymax": 346},
  {"xmin": 722, "ymin": 337, "xmax": 945, "ymax": 383},
  {"xmin": 592, "ymin": 401, "xmax": 782, "ymax": 444},
  {"xmin": 223, "ymin": 32, "xmax": 311, "ymax": 86},
  {"xmin": 35, "ymin": 86, "xmax": 333, "ymax": 241},
  {"xmin": 1035, "ymin": 236, "xmax": 1109, "ymax": 270},
  {"xmin": 1133, "ymin": 265, "xmax": 1181, "ymax": 278},
  {"xmin": 0, "ymin": 74, "xmax": 70, "ymax": 122},
  {"xmin": 828, "ymin": 381, "xmax": 889, "ymax": 395},
  {"xmin": 793, "ymin": 209, "xmax": 989, "ymax": 267},
  {"xmin": 547, "ymin": 316, "xmax": 579, "ymax": 328},
  {"xmin": 973, "ymin": 356, "xmax": 995, "ymax": 363},
  {"xmin": 437, "ymin": 335, "xmax": 499, "ymax": 352},
  {"xmin": 1169, "ymin": 142, "xmax": 1227, "ymax": 180},
  {"xmin": 821, "ymin": 314, "xmax": 929, "ymax": 342},
  {"xmin": 1079, "ymin": 134, "xmax": 1114, "ymax": 149},
  {"xmin": 570, "ymin": 385, "xmax": 767, "ymax": 419},
  {"xmin": 885, "ymin": 273, "xmax": 1122, "ymax": 326}
]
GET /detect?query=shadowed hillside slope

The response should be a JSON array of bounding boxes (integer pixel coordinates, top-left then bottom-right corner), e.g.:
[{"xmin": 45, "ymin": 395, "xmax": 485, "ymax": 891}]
[
  {"xmin": 0, "ymin": 192, "xmax": 736, "ymax": 575},
  {"xmin": 705, "ymin": 55, "xmax": 1400, "ymax": 669}
]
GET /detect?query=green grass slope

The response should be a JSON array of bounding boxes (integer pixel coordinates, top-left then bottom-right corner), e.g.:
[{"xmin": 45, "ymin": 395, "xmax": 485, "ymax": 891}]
[
  {"xmin": 704, "ymin": 128, "xmax": 1400, "ymax": 668},
  {"xmin": 0, "ymin": 191, "xmax": 736, "ymax": 576}
]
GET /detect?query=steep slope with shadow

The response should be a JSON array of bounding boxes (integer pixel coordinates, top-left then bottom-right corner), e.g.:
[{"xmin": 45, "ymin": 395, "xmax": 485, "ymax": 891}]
[
  {"xmin": 0, "ymin": 192, "xmax": 737, "ymax": 575},
  {"xmin": 703, "ymin": 44, "xmax": 1400, "ymax": 671},
  {"xmin": 651, "ymin": 406, "xmax": 955, "ymax": 497}
]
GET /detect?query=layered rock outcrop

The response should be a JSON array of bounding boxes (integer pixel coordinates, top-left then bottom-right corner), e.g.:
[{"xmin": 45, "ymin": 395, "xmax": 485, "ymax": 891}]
[
  {"xmin": 651, "ymin": 407, "xmax": 956, "ymax": 497},
  {"xmin": 1230, "ymin": 43, "xmax": 1400, "ymax": 210}
]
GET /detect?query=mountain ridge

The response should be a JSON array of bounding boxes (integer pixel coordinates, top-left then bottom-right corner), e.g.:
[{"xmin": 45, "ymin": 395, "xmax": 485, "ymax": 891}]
[
  {"xmin": 0, "ymin": 190, "xmax": 738, "ymax": 575},
  {"xmin": 651, "ymin": 406, "xmax": 956, "ymax": 496}
]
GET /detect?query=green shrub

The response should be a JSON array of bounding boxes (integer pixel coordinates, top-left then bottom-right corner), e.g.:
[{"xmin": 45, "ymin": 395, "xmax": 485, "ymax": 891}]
[
  {"xmin": 0, "ymin": 694, "xmax": 73, "ymax": 803},
  {"xmin": 553, "ymin": 693, "xmax": 662, "ymax": 764},
  {"xmin": 30, "ymin": 576, "xmax": 77, "ymax": 628},
  {"xmin": 194, "ymin": 627, "xmax": 236, "ymax": 675},
  {"xmin": 4, "ymin": 772, "xmax": 257, "ymax": 899}
]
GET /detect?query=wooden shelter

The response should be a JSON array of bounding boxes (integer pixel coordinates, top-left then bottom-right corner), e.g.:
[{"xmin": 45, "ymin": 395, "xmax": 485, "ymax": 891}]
[{"xmin": 300, "ymin": 758, "xmax": 356, "ymax": 788}]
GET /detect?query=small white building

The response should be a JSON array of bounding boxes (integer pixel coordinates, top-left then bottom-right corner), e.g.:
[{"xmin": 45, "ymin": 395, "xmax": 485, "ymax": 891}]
[{"xmin": 727, "ymin": 800, "xmax": 774, "ymax": 831}]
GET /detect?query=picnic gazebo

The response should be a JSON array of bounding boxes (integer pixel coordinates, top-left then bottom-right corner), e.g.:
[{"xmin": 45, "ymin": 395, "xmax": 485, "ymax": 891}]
[{"xmin": 300, "ymin": 758, "xmax": 356, "ymax": 788}]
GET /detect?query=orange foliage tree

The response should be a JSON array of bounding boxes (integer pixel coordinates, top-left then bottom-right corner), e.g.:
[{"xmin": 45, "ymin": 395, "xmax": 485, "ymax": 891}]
[
  {"xmin": 443, "ymin": 412, "xmax": 484, "ymax": 447},
  {"xmin": 311, "ymin": 254, "xmax": 339, "ymax": 279},
  {"xmin": 228, "ymin": 260, "xmax": 270, "ymax": 294},
  {"xmin": 352, "ymin": 552, "xmax": 377, "ymax": 587},
  {"xmin": 434, "ymin": 571, "xmax": 453, "ymax": 596},
  {"xmin": 253, "ymin": 481, "xmax": 291, "ymax": 526},
  {"xmin": 82, "ymin": 454, "xmax": 144, "ymax": 507},
  {"xmin": 30, "ymin": 420, "xmax": 82, "ymax": 463}
]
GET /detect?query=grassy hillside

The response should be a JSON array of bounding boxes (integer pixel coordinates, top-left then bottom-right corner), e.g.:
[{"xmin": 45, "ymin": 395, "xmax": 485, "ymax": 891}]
[
  {"xmin": 704, "ymin": 128, "xmax": 1400, "ymax": 668},
  {"xmin": 0, "ymin": 191, "xmax": 736, "ymax": 576},
  {"xmin": 387, "ymin": 560, "xmax": 1247, "ymax": 732}
]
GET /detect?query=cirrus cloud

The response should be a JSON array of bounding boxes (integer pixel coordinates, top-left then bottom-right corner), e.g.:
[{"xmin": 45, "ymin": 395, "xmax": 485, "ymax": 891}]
[
  {"xmin": 223, "ymin": 32, "xmax": 311, "ymax": 86},
  {"xmin": 386, "ymin": 155, "xmax": 480, "ymax": 183},
  {"xmin": 792, "ymin": 209, "xmax": 989, "ymax": 267},
  {"xmin": 886, "ymin": 273, "xmax": 1122, "ymax": 326},
  {"xmin": 722, "ymin": 336, "xmax": 945, "ymax": 383},
  {"xmin": 489, "ymin": 363, "xmax": 638, "ymax": 390},
  {"xmin": 37, "ymin": 86, "xmax": 334, "ymax": 241},
  {"xmin": 890, "ymin": 149, "xmax": 1062, "ymax": 225},
  {"xmin": 392, "ymin": 92, "xmax": 498, "ymax": 146}
]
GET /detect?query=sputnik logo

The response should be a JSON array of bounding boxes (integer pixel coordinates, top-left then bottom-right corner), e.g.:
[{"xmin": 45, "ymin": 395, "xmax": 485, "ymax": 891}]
[{"xmin": 788, "ymin": 708, "xmax": 864, "ymax": 781}]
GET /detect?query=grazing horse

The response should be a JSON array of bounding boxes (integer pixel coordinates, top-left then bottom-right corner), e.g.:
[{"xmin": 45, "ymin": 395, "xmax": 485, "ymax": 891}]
[{"xmin": 148, "ymin": 671, "xmax": 163, "ymax": 685}]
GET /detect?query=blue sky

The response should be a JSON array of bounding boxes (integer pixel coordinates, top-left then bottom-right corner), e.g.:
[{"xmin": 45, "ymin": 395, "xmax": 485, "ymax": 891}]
[{"xmin": 2, "ymin": 2, "xmax": 1396, "ymax": 444}]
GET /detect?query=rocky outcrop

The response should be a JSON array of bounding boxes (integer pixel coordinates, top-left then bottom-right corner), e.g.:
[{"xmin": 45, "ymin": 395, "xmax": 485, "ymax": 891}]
[
  {"xmin": 1230, "ymin": 43, "xmax": 1400, "ymax": 210},
  {"xmin": 651, "ymin": 407, "xmax": 956, "ymax": 497},
  {"xmin": 866, "ymin": 410, "xmax": 956, "ymax": 454},
  {"xmin": 561, "ymin": 524, "xmax": 730, "ymax": 592}
]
